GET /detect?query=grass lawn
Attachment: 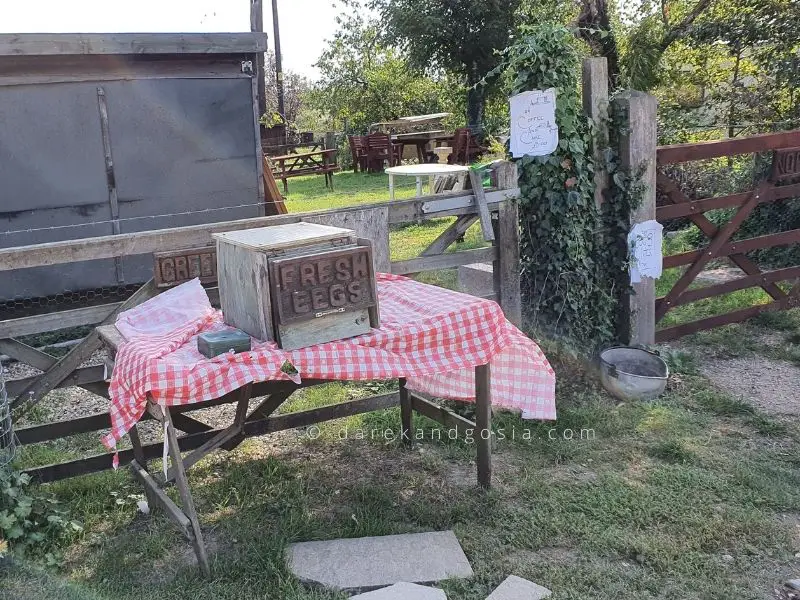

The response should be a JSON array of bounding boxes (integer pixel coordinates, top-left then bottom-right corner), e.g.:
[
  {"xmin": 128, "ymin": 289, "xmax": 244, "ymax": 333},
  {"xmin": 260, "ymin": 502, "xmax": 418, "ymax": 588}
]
[{"xmin": 4, "ymin": 175, "xmax": 800, "ymax": 599}]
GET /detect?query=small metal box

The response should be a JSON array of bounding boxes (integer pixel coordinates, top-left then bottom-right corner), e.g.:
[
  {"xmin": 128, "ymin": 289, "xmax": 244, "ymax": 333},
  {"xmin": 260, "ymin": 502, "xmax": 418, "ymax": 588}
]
[{"xmin": 197, "ymin": 330, "xmax": 252, "ymax": 358}]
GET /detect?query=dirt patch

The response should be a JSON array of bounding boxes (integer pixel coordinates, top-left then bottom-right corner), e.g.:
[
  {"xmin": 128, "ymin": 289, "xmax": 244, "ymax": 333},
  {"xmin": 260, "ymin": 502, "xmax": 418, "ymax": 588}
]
[{"xmin": 700, "ymin": 355, "xmax": 800, "ymax": 417}]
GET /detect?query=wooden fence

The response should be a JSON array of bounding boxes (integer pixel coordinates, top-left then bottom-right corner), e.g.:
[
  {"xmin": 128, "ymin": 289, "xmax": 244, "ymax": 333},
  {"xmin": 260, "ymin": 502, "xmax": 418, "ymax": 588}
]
[
  {"xmin": 654, "ymin": 130, "xmax": 800, "ymax": 341},
  {"xmin": 0, "ymin": 163, "xmax": 521, "ymax": 482}
]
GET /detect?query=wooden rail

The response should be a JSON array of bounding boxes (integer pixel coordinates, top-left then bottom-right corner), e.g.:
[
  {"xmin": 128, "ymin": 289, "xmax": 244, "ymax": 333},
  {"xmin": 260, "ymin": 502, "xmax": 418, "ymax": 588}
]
[
  {"xmin": 658, "ymin": 130, "xmax": 800, "ymax": 164},
  {"xmin": 1, "ymin": 162, "xmax": 521, "ymax": 482}
]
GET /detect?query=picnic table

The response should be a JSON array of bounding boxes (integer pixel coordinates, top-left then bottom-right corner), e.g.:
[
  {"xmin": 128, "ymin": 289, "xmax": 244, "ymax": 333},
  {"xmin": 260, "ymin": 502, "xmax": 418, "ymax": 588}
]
[
  {"xmin": 392, "ymin": 130, "xmax": 453, "ymax": 163},
  {"xmin": 97, "ymin": 275, "xmax": 556, "ymax": 577},
  {"xmin": 268, "ymin": 148, "xmax": 338, "ymax": 194}
]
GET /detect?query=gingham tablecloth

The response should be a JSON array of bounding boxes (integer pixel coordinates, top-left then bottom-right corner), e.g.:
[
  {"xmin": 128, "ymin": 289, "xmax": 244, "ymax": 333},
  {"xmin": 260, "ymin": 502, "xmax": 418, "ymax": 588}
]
[{"xmin": 102, "ymin": 274, "xmax": 556, "ymax": 452}]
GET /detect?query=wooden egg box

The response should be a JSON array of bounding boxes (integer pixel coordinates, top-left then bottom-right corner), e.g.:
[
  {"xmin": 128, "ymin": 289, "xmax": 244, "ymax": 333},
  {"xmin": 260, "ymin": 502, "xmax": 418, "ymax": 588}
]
[{"xmin": 213, "ymin": 222, "xmax": 379, "ymax": 350}]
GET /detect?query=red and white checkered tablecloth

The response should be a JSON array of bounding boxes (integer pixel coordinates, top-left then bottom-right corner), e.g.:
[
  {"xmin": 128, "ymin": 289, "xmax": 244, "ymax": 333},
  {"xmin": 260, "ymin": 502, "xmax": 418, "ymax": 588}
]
[{"xmin": 102, "ymin": 274, "xmax": 556, "ymax": 452}]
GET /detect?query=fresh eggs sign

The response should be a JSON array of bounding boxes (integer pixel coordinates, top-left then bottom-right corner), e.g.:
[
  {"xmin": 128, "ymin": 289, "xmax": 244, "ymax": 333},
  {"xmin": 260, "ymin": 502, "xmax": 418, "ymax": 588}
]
[
  {"xmin": 510, "ymin": 88, "xmax": 558, "ymax": 158},
  {"xmin": 270, "ymin": 246, "xmax": 377, "ymax": 324}
]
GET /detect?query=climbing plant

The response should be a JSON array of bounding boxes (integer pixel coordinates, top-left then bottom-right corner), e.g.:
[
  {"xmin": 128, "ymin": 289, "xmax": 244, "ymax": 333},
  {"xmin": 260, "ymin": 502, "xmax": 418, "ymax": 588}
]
[{"xmin": 500, "ymin": 24, "xmax": 636, "ymax": 349}]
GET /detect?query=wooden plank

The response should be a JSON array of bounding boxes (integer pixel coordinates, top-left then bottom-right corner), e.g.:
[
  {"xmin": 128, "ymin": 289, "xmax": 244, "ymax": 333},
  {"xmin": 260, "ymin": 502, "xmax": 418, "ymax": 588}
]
[
  {"xmin": 5, "ymin": 365, "xmax": 105, "ymax": 398},
  {"xmin": 656, "ymin": 182, "xmax": 800, "ymax": 221},
  {"xmin": 474, "ymin": 364, "xmax": 492, "ymax": 489},
  {"xmin": 657, "ymin": 130, "xmax": 800, "ymax": 165},
  {"xmin": 0, "ymin": 192, "xmax": 516, "ymax": 272},
  {"xmin": 662, "ymin": 265, "xmax": 800, "ymax": 307},
  {"xmin": 663, "ymin": 228, "xmax": 800, "ymax": 269},
  {"xmin": 409, "ymin": 393, "xmax": 476, "ymax": 437},
  {"xmin": 305, "ymin": 206, "xmax": 391, "ymax": 273},
  {"xmin": 162, "ymin": 407, "xmax": 210, "ymax": 577},
  {"xmin": 468, "ymin": 170, "xmax": 495, "ymax": 242},
  {"xmin": 656, "ymin": 295, "xmax": 800, "ymax": 342},
  {"xmin": 0, "ymin": 304, "xmax": 119, "ymax": 339},
  {"xmin": 12, "ymin": 280, "xmax": 158, "ymax": 411},
  {"xmin": 391, "ymin": 247, "xmax": 497, "ymax": 276},
  {"xmin": 130, "ymin": 460, "xmax": 192, "ymax": 540},
  {"xmin": 421, "ymin": 215, "xmax": 479, "ymax": 257},
  {"xmin": 494, "ymin": 199, "xmax": 522, "ymax": 328},
  {"xmin": 244, "ymin": 392, "xmax": 400, "ymax": 436},
  {"xmin": 399, "ymin": 378, "xmax": 413, "ymax": 446},
  {"xmin": 0, "ymin": 33, "xmax": 269, "ymax": 56}
]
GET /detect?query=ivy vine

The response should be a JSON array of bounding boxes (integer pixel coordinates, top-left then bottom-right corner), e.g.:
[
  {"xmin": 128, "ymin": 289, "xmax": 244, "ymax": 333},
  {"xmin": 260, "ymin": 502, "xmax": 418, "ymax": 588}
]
[{"xmin": 500, "ymin": 24, "xmax": 645, "ymax": 350}]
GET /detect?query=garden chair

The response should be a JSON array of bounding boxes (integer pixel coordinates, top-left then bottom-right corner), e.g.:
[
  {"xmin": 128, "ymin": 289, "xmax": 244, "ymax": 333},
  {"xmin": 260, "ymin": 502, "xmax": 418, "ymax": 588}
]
[
  {"xmin": 348, "ymin": 135, "xmax": 369, "ymax": 173},
  {"xmin": 365, "ymin": 133, "xmax": 400, "ymax": 172},
  {"xmin": 448, "ymin": 128, "xmax": 472, "ymax": 165}
]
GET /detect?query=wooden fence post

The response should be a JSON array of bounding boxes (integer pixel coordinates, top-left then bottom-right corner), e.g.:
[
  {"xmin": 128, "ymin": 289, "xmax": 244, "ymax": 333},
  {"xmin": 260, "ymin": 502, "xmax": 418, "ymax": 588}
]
[
  {"xmin": 582, "ymin": 57, "xmax": 609, "ymax": 209},
  {"xmin": 493, "ymin": 161, "xmax": 522, "ymax": 328},
  {"xmin": 614, "ymin": 91, "xmax": 658, "ymax": 345}
]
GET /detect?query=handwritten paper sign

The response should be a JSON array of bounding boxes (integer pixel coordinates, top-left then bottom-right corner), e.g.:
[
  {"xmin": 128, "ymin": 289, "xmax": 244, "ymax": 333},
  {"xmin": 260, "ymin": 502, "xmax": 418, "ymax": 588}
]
[
  {"xmin": 510, "ymin": 89, "xmax": 559, "ymax": 158},
  {"xmin": 628, "ymin": 220, "xmax": 663, "ymax": 284}
]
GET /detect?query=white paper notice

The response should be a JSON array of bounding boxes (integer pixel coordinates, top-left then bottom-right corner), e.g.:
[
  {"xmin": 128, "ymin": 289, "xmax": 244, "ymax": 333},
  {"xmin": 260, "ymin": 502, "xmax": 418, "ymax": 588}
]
[
  {"xmin": 628, "ymin": 220, "xmax": 663, "ymax": 284},
  {"xmin": 510, "ymin": 89, "xmax": 559, "ymax": 158}
]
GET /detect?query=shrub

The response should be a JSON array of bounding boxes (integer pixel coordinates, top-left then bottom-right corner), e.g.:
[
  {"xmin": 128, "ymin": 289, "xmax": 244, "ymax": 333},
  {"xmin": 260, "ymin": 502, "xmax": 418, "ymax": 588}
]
[{"xmin": 0, "ymin": 468, "xmax": 81, "ymax": 560}]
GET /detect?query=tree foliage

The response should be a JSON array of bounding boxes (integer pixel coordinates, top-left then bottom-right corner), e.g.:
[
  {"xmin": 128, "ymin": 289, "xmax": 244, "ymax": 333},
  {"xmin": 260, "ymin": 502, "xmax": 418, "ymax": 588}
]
[
  {"xmin": 308, "ymin": 11, "xmax": 447, "ymax": 133},
  {"xmin": 365, "ymin": 0, "xmax": 523, "ymax": 132}
]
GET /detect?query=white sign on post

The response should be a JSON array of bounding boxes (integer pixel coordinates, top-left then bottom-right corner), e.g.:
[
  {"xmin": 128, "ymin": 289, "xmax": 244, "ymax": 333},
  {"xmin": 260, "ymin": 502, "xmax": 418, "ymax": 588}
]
[
  {"xmin": 628, "ymin": 220, "xmax": 664, "ymax": 284},
  {"xmin": 510, "ymin": 88, "xmax": 559, "ymax": 158}
]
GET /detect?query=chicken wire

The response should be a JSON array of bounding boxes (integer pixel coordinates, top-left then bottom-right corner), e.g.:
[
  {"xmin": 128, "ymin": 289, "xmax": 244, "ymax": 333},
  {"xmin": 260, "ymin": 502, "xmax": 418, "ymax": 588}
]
[{"xmin": 0, "ymin": 368, "xmax": 14, "ymax": 468}]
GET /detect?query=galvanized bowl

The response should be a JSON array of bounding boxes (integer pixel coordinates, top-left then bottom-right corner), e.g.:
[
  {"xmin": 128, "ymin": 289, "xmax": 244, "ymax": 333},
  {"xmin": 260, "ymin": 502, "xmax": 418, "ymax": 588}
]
[{"xmin": 599, "ymin": 346, "xmax": 669, "ymax": 402}]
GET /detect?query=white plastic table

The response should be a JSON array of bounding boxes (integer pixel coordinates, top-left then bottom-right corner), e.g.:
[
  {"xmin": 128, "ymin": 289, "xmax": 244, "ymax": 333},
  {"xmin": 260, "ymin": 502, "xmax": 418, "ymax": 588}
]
[{"xmin": 386, "ymin": 164, "xmax": 469, "ymax": 201}]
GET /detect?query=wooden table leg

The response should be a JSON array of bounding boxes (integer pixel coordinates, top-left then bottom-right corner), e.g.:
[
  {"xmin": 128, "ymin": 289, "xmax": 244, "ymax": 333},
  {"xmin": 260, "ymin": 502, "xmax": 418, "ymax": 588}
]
[
  {"xmin": 164, "ymin": 408, "xmax": 211, "ymax": 577},
  {"xmin": 399, "ymin": 378, "xmax": 413, "ymax": 447},
  {"xmin": 415, "ymin": 176, "xmax": 423, "ymax": 197},
  {"xmin": 475, "ymin": 364, "xmax": 492, "ymax": 489},
  {"xmin": 389, "ymin": 173, "xmax": 395, "ymax": 201}
]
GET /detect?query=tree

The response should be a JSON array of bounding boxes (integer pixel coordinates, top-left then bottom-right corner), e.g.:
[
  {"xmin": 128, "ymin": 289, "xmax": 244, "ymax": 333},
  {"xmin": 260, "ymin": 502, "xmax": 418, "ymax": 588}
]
[
  {"xmin": 364, "ymin": 0, "xmax": 522, "ymax": 134},
  {"xmin": 263, "ymin": 51, "xmax": 311, "ymax": 128},
  {"xmin": 577, "ymin": 0, "xmax": 715, "ymax": 90},
  {"xmin": 309, "ymin": 11, "xmax": 447, "ymax": 133}
]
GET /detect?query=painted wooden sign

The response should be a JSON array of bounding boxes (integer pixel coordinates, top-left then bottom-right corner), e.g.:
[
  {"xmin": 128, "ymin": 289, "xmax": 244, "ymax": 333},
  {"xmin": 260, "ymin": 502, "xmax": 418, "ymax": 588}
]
[
  {"xmin": 154, "ymin": 247, "xmax": 217, "ymax": 288},
  {"xmin": 270, "ymin": 246, "xmax": 377, "ymax": 325}
]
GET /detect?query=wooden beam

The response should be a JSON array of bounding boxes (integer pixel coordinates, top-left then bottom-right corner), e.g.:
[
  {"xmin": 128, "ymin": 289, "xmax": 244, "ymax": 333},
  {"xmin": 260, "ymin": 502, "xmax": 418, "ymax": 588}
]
[
  {"xmin": 657, "ymin": 130, "xmax": 800, "ymax": 165},
  {"xmin": 0, "ymin": 191, "xmax": 516, "ymax": 272},
  {"xmin": 474, "ymin": 364, "xmax": 492, "ymax": 489},
  {"xmin": 0, "ymin": 304, "xmax": 118, "ymax": 339},
  {"xmin": 468, "ymin": 170, "xmax": 495, "ymax": 242},
  {"xmin": 583, "ymin": 57, "xmax": 610, "ymax": 208},
  {"xmin": 420, "ymin": 215, "xmax": 479, "ymax": 257},
  {"xmin": 391, "ymin": 247, "xmax": 497, "ymax": 276},
  {"xmin": 409, "ymin": 393, "xmax": 476, "ymax": 438},
  {"xmin": 130, "ymin": 460, "xmax": 192, "ymax": 540},
  {"xmin": 663, "ymin": 228, "xmax": 800, "ymax": 269},
  {"xmin": 0, "ymin": 33, "xmax": 269, "ymax": 56},
  {"xmin": 5, "ymin": 365, "xmax": 105, "ymax": 398},
  {"xmin": 656, "ymin": 182, "xmax": 800, "ymax": 221},
  {"xmin": 494, "ymin": 199, "xmax": 522, "ymax": 328},
  {"xmin": 660, "ymin": 265, "xmax": 800, "ymax": 307}
]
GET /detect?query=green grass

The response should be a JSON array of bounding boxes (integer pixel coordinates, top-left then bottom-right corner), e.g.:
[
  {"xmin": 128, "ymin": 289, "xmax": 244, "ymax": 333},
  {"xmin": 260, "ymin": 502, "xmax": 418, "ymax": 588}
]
[
  {"xmin": 283, "ymin": 171, "xmax": 419, "ymax": 212},
  {"xmin": 5, "ymin": 343, "xmax": 799, "ymax": 600}
]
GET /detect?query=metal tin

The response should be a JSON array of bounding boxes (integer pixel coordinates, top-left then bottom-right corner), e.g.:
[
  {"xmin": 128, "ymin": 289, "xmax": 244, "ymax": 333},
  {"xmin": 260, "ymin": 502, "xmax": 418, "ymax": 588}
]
[
  {"xmin": 599, "ymin": 346, "xmax": 669, "ymax": 402},
  {"xmin": 197, "ymin": 330, "xmax": 251, "ymax": 358}
]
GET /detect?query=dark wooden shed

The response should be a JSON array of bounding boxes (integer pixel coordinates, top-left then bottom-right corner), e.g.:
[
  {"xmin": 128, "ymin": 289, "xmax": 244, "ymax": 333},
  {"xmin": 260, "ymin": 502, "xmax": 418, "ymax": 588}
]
[{"xmin": 0, "ymin": 33, "xmax": 268, "ymax": 309}]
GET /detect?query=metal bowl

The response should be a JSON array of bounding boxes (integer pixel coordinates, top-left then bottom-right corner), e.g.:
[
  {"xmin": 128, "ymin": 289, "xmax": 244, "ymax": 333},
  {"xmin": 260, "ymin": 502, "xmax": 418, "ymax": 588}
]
[{"xmin": 599, "ymin": 346, "xmax": 669, "ymax": 402}]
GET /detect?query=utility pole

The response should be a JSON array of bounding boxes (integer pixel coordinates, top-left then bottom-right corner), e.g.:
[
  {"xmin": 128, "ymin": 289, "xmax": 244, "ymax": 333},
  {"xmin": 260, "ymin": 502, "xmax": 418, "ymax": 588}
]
[
  {"xmin": 272, "ymin": 0, "xmax": 286, "ymax": 118},
  {"xmin": 251, "ymin": 0, "xmax": 267, "ymax": 118}
]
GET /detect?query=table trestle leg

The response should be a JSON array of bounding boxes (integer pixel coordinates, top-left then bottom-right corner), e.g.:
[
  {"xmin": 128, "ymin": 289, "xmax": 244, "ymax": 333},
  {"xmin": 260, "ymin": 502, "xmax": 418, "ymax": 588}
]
[{"xmin": 475, "ymin": 364, "xmax": 492, "ymax": 489}]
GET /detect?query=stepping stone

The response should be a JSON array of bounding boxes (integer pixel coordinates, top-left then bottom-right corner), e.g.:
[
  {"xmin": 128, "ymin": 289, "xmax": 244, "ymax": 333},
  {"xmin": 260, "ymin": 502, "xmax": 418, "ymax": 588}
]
[
  {"xmin": 286, "ymin": 531, "xmax": 473, "ymax": 591},
  {"xmin": 787, "ymin": 579, "xmax": 800, "ymax": 591},
  {"xmin": 350, "ymin": 582, "xmax": 447, "ymax": 600},
  {"xmin": 486, "ymin": 575, "xmax": 552, "ymax": 600}
]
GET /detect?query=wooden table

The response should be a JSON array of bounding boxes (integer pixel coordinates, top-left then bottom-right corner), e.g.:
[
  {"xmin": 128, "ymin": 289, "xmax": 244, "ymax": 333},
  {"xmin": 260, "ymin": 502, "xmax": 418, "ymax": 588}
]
[
  {"xmin": 97, "ymin": 323, "xmax": 493, "ymax": 577},
  {"xmin": 386, "ymin": 164, "xmax": 469, "ymax": 201},
  {"xmin": 392, "ymin": 131, "xmax": 452, "ymax": 163},
  {"xmin": 268, "ymin": 149, "xmax": 338, "ymax": 194}
]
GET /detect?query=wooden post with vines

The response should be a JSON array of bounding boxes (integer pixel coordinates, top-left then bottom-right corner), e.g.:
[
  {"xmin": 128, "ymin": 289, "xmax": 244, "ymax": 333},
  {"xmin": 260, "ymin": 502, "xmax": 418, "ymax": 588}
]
[
  {"xmin": 614, "ymin": 91, "xmax": 658, "ymax": 346},
  {"xmin": 582, "ymin": 57, "xmax": 609, "ymax": 209}
]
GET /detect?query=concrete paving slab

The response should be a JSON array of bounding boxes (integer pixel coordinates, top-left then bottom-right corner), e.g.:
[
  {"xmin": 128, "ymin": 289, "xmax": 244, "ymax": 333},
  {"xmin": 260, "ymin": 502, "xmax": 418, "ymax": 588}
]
[
  {"xmin": 457, "ymin": 262, "xmax": 494, "ymax": 298},
  {"xmin": 486, "ymin": 575, "xmax": 552, "ymax": 600},
  {"xmin": 350, "ymin": 582, "xmax": 447, "ymax": 600},
  {"xmin": 286, "ymin": 530, "xmax": 473, "ymax": 591}
]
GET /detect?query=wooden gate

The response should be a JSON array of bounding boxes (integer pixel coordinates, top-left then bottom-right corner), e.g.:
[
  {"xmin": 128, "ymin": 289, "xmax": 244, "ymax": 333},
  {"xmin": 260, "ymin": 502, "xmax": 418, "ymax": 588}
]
[{"xmin": 655, "ymin": 131, "xmax": 800, "ymax": 341}]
